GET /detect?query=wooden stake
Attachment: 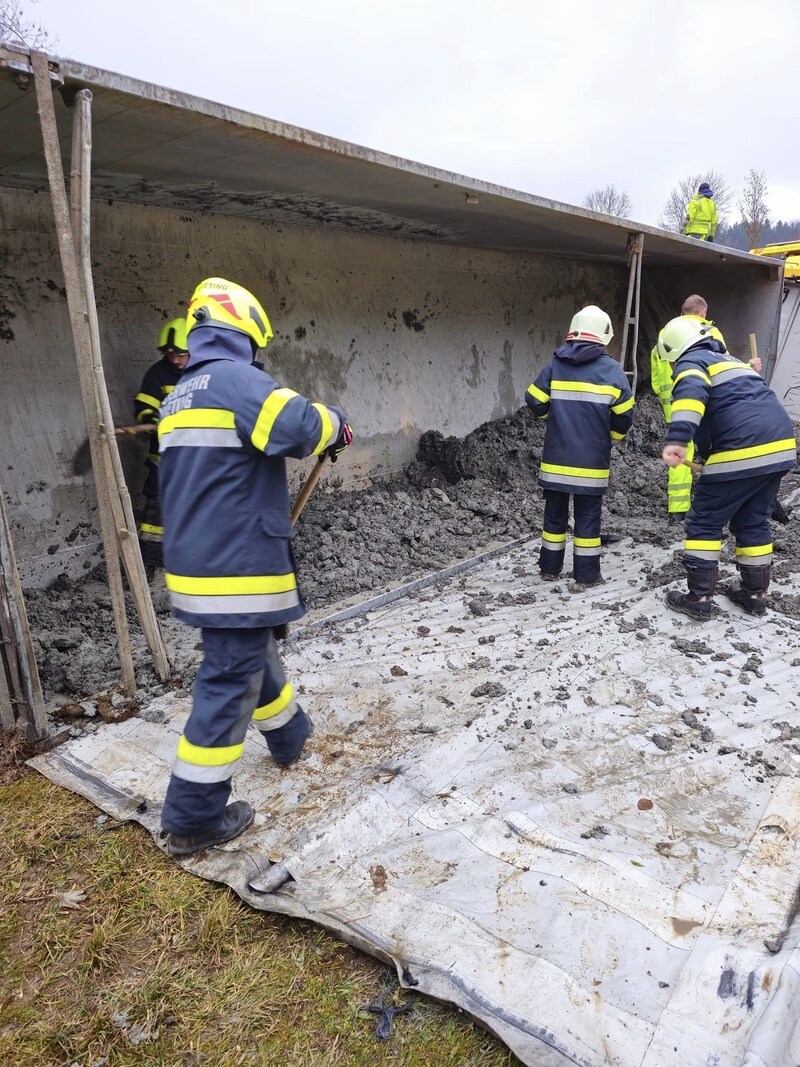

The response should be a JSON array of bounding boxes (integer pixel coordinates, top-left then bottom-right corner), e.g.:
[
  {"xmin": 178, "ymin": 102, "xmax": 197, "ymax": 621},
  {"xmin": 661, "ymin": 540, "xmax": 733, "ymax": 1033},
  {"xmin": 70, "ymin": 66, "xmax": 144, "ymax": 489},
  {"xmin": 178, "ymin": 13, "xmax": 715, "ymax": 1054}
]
[
  {"xmin": 749, "ymin": 333, "xmax": 759, "ymax": 365},
  {"xmin": 0, "ymin": 476, "xmax": 47, "ymax": 739},
  {"xmin": 70, "ymin": 89, "xmax": 170, "ymax": 683}
]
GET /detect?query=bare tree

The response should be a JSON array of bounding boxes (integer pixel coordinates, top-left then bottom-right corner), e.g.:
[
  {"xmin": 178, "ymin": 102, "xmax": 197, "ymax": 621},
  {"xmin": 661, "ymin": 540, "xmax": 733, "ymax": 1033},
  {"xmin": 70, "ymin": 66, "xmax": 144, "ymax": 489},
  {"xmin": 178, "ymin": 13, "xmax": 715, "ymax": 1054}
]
[
  {"xmin": 0, "ymin": 0, "xmax": 54, "ymax": 49},
  {"xmin": 658, "ymin": 170, "xmax": 734, "ymax": 232},
  {"xmin": 739, "ymin": 168, "xmax": 770, "ymax": 249},
  {"xmin": 583, "ymin": 185, "xmax": 633, "ymax": 219}
]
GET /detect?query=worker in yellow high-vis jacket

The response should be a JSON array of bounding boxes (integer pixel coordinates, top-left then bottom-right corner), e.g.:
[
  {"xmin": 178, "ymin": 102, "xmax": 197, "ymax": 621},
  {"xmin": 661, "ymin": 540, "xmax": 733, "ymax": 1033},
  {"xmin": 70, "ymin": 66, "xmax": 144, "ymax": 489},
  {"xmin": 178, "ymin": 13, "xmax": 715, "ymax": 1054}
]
[
  {"xmin": 684, "ymin": 183, "xmax": 718, "ymax": 241},
  {"xmin": 651, "ymin": 295, "xmax": 762, "ymax": 523}
]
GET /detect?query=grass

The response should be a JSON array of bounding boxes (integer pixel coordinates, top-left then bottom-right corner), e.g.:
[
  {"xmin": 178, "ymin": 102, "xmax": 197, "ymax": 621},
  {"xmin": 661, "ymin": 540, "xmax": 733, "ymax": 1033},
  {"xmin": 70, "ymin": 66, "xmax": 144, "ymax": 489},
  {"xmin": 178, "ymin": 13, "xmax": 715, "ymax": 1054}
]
[{"xmin": 0, "ymin": 747, "xmax": 523, "ymax": 1067}]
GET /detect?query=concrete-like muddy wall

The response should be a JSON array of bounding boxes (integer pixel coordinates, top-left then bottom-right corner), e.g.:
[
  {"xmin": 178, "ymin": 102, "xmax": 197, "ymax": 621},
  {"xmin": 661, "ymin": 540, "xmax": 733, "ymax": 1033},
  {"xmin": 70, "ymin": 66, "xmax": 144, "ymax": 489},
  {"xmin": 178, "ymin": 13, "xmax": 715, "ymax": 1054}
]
[{"xmin": 0, "ymin": 186, "xmax": 627, "ymax": 587}]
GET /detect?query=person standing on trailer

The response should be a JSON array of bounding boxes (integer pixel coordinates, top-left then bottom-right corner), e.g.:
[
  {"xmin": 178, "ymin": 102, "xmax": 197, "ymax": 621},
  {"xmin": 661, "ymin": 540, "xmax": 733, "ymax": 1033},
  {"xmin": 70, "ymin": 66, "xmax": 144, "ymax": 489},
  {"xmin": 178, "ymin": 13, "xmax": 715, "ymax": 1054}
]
[
  {"xmin": 660, "ymin": 316, "xmax": 795, "ymax": 619},
  {"xmin": 525, "ymin": 305, "xmax": 634, "ymax": 586},
  {"xmin": 157, "ymin": 277, "xmax": 352, "ymax": 857}
]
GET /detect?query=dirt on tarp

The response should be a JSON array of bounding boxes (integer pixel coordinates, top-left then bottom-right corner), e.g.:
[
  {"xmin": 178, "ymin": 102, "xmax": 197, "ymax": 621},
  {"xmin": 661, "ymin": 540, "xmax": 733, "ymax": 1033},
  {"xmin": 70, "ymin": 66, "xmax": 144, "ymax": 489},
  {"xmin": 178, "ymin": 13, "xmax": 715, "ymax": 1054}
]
[{"xmin": 22, "ymin": 393, "xmax": 800, "ymax": 709}]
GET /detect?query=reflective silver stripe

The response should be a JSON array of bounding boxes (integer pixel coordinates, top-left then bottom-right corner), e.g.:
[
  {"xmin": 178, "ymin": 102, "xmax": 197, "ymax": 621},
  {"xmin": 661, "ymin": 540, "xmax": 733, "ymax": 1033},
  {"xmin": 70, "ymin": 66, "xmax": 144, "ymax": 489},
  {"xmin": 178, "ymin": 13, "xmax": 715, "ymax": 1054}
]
[
  {"xmin": 737, "ymin": 553, "xmax": 773, "ymax": 566},
  {"xmin": 255, "ymin": 699, "xmax": 298, "ymax": 732},
  {"xmin": 684, "ymin": 549, "xmax": 721, "ymax": 561},
  {"xmin": 573, "ymin": 546, "xmax": 602, "ymax": 556},
  {"xmin": 159, "ymin": 428, "xmax": 243, "ymax": 451},
  {"xmin": 670, "ymin": 410, "xmax": 703, "ymax": 426},
  {"xmin": 170, "ymin": 589, "xmax": 301, "ymax": 615},
  {"xmin": 549, "ymin": 390, "xmax": 612, "ymax": 405},
  {"xmin": 171, "ymin": 756, "xmax": 241, "ymax": 783},
  {"xmin": 710, "ymin": 368, "xmax": 758, "ymax": 386},
  {"xmin": 702, "ymin": 449, "xmax": 796, "ymax": 476},
  {"xmin": 139, "ymin": 531, "xmax": 163, "ymax": 543},
  {"xmin": 539, "ymin": 470, "xmax": 608, "ymax": 489}
]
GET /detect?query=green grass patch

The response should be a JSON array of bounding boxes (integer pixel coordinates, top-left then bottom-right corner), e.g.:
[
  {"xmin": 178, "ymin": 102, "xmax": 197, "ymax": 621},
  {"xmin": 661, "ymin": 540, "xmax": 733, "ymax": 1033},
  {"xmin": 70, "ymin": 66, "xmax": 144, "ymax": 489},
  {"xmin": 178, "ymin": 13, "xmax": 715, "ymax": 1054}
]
[{"xmin": 0, "ymin": 766, "xmax": 522, "ymax": 1066}]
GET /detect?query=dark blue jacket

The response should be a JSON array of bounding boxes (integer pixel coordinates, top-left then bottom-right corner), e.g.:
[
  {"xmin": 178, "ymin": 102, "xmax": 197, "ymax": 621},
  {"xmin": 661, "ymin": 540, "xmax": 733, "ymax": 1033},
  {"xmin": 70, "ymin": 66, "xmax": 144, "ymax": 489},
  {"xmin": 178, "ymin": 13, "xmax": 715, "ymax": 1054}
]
[
  {"xmin": 525, "ymin": 342, "xmax": 634, "ymax": 495},
  {"xmin": 668, "ymin": 339, "xmax": 796, "ymax": 481},
  {"xmin": 158, "ymin": 327, "xmax": 342, "ymax": 628}
]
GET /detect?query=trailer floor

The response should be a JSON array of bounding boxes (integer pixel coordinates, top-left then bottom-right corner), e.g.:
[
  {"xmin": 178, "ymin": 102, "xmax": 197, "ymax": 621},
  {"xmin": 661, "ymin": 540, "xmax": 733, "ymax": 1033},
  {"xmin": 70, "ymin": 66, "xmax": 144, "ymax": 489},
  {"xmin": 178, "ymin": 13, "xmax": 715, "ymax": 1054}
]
[{"xmin": 31, "ymin": 535, "xmax": 800, "ymax": 1067}]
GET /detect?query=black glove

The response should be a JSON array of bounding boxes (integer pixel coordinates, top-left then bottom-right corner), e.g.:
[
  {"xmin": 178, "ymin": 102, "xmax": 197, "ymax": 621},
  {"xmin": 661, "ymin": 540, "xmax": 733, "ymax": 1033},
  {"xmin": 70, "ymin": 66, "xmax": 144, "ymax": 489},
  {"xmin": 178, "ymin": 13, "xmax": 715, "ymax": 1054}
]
[{"xmin": 325, "ymin": 405, "xmax": 353, "ymax": 462}]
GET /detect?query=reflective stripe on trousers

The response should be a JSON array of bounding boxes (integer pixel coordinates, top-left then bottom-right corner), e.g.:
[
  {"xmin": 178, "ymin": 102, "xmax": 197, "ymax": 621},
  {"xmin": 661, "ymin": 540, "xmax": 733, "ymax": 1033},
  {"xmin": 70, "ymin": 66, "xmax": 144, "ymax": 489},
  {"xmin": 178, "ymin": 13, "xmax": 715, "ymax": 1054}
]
[
  {"xmin": 161, "ymin": 626, "xmax": 299, "ymax": 835},
  {"xmin": 539, "ymin": 490, "xmax": 604, "ymax": 581}
]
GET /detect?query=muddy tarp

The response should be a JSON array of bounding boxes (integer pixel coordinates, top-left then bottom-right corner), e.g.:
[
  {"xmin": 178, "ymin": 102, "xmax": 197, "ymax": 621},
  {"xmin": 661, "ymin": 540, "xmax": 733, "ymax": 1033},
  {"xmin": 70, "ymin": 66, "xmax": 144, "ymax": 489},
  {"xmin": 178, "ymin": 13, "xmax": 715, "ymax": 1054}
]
[{"xmin": 31, "ymin": 537, "xmax": 800, "ymax": 1067}]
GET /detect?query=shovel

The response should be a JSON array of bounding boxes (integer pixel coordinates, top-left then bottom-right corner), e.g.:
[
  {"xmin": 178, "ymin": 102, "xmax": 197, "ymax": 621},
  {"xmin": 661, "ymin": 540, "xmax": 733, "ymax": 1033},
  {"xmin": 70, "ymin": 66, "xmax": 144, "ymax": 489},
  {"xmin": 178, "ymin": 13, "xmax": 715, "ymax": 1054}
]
[
  {"xmin": 290, "ymin": 455, "xmax": 328, "ymax": 526},
  {"xmin": 71, "ymin": 424, "xmax": 152, "ymax": 477}
]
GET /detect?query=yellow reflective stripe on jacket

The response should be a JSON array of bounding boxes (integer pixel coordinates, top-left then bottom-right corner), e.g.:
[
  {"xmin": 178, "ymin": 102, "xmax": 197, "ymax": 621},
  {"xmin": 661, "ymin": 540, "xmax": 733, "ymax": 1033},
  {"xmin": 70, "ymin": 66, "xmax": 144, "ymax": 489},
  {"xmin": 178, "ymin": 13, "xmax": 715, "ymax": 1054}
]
[
  {"xmin": 551, "ymin": 380, "xmax": 621, "ymax": 399},
  {"xmin": 705, "ymin": 438, "xmax": 797, "ymax": 466},
  {"xmin": 159, "ymin": 407, "xmax": 236, "ymax": 440},
  {"xmin": 162, "ymin": 384, "xmax": 175, "ymax": 394},
  {"xmin": 251, "ymin": 388, "xmax": 299, "ymax": 451},
  {"xmin": 135, "ymin": 391, "xmax": 161, "ymax": 410},
  {"xmin": 610, "ymin": 430, "xmax": 626, "ymax": 441},
  {"xmin": 311, "ymin": 403, "xmax": 335, "ymax": 456},
  {"xmin": 708, "ymin": 361, "xmax": 753, "ymax": 377},
  {"xmin": 177, "ymin": 734, "xmax": 245, "ymax": 768},
  {"xmin": 165, "ymin": 573, "xmax": 297, "ymax": 596},
  {"xmin": 673, "ymin": 369, "xmax": 711, "ymax": 387},
  {"xmin": 540, "ymin": 462, "xmax": 609, "ymax": 478},
  {"xmin": 672, "ymin": 398, "xmax": 706, "ymax": 415},
  {"xmin": 527, "ymin": 383, "xmax": 550, "ymax": 404},
  {"xmin": 611, "ymin": 395, "xmax": 634, "ymax": 414}
]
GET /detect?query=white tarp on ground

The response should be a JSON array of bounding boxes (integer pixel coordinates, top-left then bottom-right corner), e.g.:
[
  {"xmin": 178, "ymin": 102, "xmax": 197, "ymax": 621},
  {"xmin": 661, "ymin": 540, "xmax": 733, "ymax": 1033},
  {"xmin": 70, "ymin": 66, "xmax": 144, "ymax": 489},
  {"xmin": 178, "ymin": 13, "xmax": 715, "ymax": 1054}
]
[{"xmin": 31, "ymin": 537, "xmax": 800, "ymax": 1067}]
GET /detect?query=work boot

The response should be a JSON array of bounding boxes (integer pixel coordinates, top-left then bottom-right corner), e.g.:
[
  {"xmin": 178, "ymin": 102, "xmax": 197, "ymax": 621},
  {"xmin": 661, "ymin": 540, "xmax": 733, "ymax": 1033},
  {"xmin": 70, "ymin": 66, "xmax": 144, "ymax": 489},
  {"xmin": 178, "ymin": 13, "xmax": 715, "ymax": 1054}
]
[
  {"xmin": 666, "ymin": 589, "xmax": 714, "ymax": 620},
  {"xmin": 265, "ymin": 707, "xmax": 313, "ymax": 766},
  {"xmin": 599, "ymin": 532, "xmax": 622, "ymax": 545},
  {"xmin": 540, "ymin": 570, "xmax": 561, "ymax": 581},
  {"xmin": 572, "ymin": 575, "xmax": 603, "ymax": 587},
  {"xmin": 724, "ymin": 586, "xmax": 767, "ymax": 616},
  {"xmin": 166, "ymin": 800, "xmax": 254, "ymax": 858}
]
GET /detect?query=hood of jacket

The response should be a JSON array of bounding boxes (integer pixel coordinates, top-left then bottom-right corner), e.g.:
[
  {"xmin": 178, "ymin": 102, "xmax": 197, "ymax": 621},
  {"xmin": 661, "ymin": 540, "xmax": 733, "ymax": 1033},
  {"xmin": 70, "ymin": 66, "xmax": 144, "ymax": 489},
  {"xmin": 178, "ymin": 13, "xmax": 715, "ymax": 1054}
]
[
  {"xmin": 185, "ymin": 325, "xmax": 255, "ymax": 370},
  {"xmin": 553, "ymin": 340, "xmax": 608, "ymax": 365}
]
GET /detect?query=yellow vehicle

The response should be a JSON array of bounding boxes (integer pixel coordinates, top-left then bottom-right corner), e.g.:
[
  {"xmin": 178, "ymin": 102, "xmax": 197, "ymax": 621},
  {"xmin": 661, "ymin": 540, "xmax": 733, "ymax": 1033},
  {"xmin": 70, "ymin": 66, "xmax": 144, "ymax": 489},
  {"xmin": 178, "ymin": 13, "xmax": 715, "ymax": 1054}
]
[{"xmin": 750, "ymin": 241, "xmax": 800, "ymax": 281}]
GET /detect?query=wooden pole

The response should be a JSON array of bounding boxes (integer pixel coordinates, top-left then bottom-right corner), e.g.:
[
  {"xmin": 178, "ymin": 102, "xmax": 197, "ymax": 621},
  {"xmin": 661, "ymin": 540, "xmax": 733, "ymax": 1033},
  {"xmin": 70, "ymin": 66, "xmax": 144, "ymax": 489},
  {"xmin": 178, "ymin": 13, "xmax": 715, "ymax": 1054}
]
[
  {"xmin": 749, "ymin": 333, "xmax": 759, "ymax": 366},
  {"xmin": 69, "ymin": 87, "xmax": 137, "ymax": 695},
  {"xmin": 0, "ymin": 479, "xmax": 47, "ymax": 739},
  {"xmin": 70, "ymin": 89, "xmax": 170, "ymax": 683},
  {"xmin": 290, "ymin": 457, "xmax": 327, "ymax": 526}
]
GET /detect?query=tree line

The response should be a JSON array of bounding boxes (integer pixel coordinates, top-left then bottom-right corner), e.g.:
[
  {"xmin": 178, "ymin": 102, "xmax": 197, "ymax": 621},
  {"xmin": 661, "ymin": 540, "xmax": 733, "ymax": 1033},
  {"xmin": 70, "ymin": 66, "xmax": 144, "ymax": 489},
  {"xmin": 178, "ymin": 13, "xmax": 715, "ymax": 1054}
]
[{"xmin": 584, "ymin": 170, "xmax": 799, "ymax": 251}]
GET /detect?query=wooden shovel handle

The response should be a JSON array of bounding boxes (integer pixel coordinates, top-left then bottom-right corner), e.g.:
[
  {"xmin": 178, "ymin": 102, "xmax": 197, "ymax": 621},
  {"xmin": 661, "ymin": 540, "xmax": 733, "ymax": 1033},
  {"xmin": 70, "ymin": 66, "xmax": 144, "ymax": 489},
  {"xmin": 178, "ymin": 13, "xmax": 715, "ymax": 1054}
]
[{"xmin": 291, "ymin": 456, "xmax": 328, "ymax": 526}]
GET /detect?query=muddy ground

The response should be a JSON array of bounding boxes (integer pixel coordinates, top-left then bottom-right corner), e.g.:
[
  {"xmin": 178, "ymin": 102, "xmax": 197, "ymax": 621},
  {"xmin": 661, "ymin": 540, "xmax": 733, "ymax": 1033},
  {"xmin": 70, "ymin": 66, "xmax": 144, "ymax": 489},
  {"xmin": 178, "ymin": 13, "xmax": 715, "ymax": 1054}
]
[{"xmin": 22, "ymin": 393, "xmax": 800, "ymax": 717}]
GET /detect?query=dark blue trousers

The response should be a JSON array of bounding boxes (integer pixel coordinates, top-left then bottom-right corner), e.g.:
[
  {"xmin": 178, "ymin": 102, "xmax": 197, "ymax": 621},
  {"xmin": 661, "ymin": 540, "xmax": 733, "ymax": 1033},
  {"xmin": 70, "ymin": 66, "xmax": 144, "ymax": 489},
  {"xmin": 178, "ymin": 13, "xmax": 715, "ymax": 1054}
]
[
  {"xmin": 161, "ymin": 627, "xmax": 308, "ymax": 835},
  {"xmin": 539, "ymin": 491, "xmax": 604, "ymax": 581},
  {"xmin": 683, "ymin": 472, "xmax": 783, "ymax": 595}
]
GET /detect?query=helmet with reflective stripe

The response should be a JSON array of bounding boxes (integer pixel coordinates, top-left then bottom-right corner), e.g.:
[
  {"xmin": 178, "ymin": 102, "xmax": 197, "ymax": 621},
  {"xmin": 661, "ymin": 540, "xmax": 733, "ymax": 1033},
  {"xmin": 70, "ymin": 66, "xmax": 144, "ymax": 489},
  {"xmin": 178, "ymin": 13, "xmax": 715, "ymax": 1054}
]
[
  {"xmin": 187, "ymin": 277, "xmax": 274, "ymax": 349},
  {"xmin": 157, "ymin": 317, "xmax": 189, "ymax": 353},
  {"xmin": 656, "ymin": 316, "xmax": 711, "ymax": 362},
  {"xmin": 566, "ymin": 305, "xmax": 614, "ymax": 345}
]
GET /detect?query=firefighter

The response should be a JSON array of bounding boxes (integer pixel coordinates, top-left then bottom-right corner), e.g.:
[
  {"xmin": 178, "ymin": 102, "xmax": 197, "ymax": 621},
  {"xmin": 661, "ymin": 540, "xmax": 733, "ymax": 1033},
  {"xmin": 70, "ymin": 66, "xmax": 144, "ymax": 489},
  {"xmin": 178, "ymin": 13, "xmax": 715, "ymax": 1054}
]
[
  {"xmin": 525, "ymin": 306, "xmax": 634, "ymax": 585},
  {"xmin": 157, "ymin": 277, "xmax": 352, "ymax": 857},
  {"xmin": 649, "ymin": 295, "xmax": 763, "ymax": 523},
  {"xmin": 133, "ymin": 318, "xmax": 189, "ymax": 573},
  {"xmin": 659, "ymin": 316, "xmax": 796, "ymax": 619},
  {"xmin": 683, "ymin": 182, "xmax": 718, "ymax": 242}
]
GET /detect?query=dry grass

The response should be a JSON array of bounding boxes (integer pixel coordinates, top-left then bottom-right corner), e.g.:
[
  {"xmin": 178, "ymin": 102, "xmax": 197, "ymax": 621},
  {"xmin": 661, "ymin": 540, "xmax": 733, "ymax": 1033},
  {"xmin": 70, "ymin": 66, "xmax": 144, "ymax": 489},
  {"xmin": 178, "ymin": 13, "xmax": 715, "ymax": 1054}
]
[{"xmin": 0, "ymin": 761, "xmax": 523, "ymax": 1067}]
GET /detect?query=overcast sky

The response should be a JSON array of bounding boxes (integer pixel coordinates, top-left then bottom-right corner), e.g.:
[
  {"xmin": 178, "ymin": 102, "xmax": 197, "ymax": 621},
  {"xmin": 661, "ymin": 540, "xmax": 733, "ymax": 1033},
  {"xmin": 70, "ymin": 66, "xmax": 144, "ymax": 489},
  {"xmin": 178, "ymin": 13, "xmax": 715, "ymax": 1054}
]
[{"xmin": 20, "ymin": 0, "xmax": 800, "ymax": 228}]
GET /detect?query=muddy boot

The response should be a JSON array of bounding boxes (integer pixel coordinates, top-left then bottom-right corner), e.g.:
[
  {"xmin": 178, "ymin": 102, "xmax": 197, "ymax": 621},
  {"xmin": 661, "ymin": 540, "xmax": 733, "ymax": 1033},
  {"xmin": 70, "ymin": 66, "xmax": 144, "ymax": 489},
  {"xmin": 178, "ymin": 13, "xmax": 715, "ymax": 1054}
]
[
  {"xmin": 666, "ymin": 589, "xmax": 714, "ymax": 620},
  {"xmin": 166, "ymin": 800, "xmax": 254, "ymax": 857},
  {"xmin": 540, "ymin": 570, "xmax": 561, "ymax": 581},
  {"xmin": 726, "ymin": 563, "xmax": 770, "ymax": 617},
  {"xmin": 599, "ymin": 532, "xmax": 622, "ymax": 545},
  {"xmin": 265, "ymin": 707, "xmax": 313, "ymax": 766}
]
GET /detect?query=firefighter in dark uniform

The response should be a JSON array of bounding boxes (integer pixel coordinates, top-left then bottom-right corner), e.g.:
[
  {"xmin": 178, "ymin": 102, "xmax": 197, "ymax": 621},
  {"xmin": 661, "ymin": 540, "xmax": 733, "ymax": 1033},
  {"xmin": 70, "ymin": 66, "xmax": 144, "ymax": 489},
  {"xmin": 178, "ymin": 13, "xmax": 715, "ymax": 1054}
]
[
  {"xmin": 157, "ymin": 278, "xmax": 352, "ymax": 857},
  {"xmin": 133, "ymin": 318, "xmax": 189, "ymax": 573},
  {"xmin": 660, "ymin": 316, "xmax": 797, "ymax": 619},
  {"xmin": 525, "ymin": 306, "xmax": 634, "ymax": 585}
]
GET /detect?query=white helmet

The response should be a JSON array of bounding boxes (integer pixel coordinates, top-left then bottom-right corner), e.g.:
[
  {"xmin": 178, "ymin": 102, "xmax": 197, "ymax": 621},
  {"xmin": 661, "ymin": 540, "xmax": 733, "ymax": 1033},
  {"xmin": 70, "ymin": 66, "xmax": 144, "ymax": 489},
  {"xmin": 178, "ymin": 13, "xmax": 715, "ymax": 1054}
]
[
  {"xmin": 656, "ymin": 316, "xmax": 711, "ymax": 362},
  {"xmin": 566, "ymin": 305, "xmax": 614, "ymax": 345}
]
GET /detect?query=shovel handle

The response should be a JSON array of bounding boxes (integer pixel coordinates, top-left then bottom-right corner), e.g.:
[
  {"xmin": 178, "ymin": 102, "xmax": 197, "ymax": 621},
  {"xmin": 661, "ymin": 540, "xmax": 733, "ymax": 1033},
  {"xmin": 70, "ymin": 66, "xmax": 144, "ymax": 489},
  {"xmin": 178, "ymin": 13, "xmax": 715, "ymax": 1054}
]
[
  {"xmin": 291, "ymin": 455, "xmax": 328, "ymax": 526},
  {"xmin": 682, "ymin": 459, "xmax": 703, "ymax": 473}
]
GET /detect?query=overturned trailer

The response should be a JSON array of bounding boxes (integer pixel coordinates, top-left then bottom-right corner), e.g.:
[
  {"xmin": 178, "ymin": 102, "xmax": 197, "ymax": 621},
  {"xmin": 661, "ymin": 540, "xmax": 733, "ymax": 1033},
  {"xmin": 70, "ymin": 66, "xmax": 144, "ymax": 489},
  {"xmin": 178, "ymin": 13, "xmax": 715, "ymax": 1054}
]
[
  {"xmin": 0, "ymin": 42, "xmax": 785, "ymax": 592},
  {"xmin": 2, "ymin": 43, "xmax": 800, "ymax": 1067}
]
